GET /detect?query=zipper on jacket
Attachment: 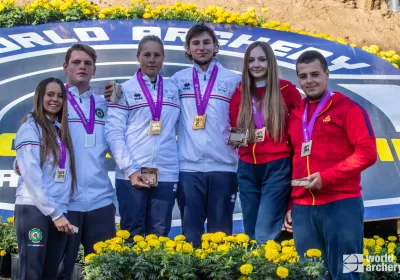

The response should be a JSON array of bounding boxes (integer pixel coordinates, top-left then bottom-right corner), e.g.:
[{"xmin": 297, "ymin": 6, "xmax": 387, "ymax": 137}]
[
  {"xmin": 252, "ymin": 143, "xmax": 257, "ymax": 164},
  {"xmin": 204, "ymin": 74, "xmax": 206, "ymax": 81},
  {"xmin": 306, "ymin": 155, "xmax": 315, "ymax": 205},
  {"xmin": 79, "ymin": 97, "xmax": 82, "ymax": 103}
]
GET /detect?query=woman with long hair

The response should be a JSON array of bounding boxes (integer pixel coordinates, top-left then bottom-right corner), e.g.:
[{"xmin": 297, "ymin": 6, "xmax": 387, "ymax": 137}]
[
  {"xmin": 14, "ymin": 77, "xmax": 77, "ymax": 279},
  {"xmin": 229, "ymin": 41, "xmax": 302, "ymax": 244},
  {"xmin": 105, "ymin": 35, "xmax": 180, "ymax": 238}
]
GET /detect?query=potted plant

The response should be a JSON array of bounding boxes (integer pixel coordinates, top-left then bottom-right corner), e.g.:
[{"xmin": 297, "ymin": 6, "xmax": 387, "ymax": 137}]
[{"xmin": 0, "ymin": 217, "xmax": 18, "ymax": 278}]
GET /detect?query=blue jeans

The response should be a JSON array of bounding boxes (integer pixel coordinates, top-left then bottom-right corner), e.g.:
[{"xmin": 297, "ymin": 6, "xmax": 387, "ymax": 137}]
[
  {"xmin": 237, "ymin": 158, "xmax": 291, "ymax": 244},
  {"xmin": 179, "ymin": 171, "xmax": 237, "ymax": 248},
  {"xmin": 292, "ymin": 198, "xmax": 364, "ymax": 280}
]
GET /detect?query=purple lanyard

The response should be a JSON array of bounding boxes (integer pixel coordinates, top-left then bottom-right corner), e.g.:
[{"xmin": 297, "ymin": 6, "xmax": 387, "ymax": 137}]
[
  {"xmin": 302, "ymin": 90, "xmax": 331, "ymax": 142},
  {"xmin": 192, "ymin": 64, "xmax": 218, "ymax": 116},
  {"xmin": 252, "ymin": 97, "xmax": 264, "ymax": 129},
  {"xmin": 65, "ymin": 85, "xmax": 95, "ymax": 134},
  {"xmin": 56, "ymin": 137, "xmax": 66, "ymax": 169},
  {"xmin": 137, "ymin": 72, "xmax": 163, "ymax": 121}
]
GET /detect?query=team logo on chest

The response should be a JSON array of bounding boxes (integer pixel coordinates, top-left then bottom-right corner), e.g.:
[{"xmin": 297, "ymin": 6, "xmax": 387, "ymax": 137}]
[
  {"xmin": 95, "ymin": 108, "xmax": 104, "ymax": 119},
  {"xmin": 134, "ymin": 93, "xmax": 143, "ymax": 101}
]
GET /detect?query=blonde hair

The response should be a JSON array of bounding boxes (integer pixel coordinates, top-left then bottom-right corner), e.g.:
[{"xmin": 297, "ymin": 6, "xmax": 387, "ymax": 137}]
[{"xmin": 237, "ymin": 41, "xmax": 287, "ymax": 143}]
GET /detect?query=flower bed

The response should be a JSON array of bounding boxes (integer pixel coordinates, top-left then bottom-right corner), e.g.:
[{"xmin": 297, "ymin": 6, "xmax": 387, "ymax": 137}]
[{"xmin": 0, "ymin": 0, "xmax": 399, "ymax": 69}]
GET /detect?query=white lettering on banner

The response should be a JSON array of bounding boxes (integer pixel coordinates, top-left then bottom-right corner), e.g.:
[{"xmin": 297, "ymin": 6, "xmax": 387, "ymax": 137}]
[
  {"xmin": 132, "ymin": 27, "xmax": 161, "ymax": 40},
  {"xmin": 73, "ymin": 27, "xmax": 109, "ymax": 42},
  {"xmin": 269, "ymin": 40, "xmax": 302, "ymax": 57},
  {"xmin": 0, "ymin": 26, "xmax": 374, "ymax": 71},
  {"xmin": 287, "ymin": 47, "xmax": 334, "ymax": 60},
  {"xmin": 164, "ymin": 27, "xmax": 188, "ymax": 43},
  {"xmin": 0, "ymin": 37, "xmax": 21, "ymax": 54},
  {"xmin": 214, "ymin": 31, "xmax": 233, "ymax": 46},
  {"xmin": 43, "ymin": 30, "xmax": 78, "ymax": 44},
  {"xmin": 8, "ymin": 32, "xmax": 52, "ymax": 48},
  {"xmin": 0, "ymin": 171, "xmax": 18, "ymax": 188}
]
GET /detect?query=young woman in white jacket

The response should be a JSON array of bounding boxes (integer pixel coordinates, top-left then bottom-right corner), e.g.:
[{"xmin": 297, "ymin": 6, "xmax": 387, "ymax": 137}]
[
  {"xmin": 14, "ymin": 77, "xmax": 77, "ymax": 280},
  {"xmin": 105, "ymin": 35, "xmax": 180, "ymax": 237}
]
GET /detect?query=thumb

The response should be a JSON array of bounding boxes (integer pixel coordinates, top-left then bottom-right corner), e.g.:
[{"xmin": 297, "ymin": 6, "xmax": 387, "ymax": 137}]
[{"xmin": 307, "ymin": 173, "xmax": 319, "ymax": 180}]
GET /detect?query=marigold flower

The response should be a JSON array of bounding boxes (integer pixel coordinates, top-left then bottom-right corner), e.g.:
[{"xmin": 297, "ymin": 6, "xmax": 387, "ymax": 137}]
[
  {"xmin": 148, "ymin": 239, "xmax": 161, "ymax": 248},
  {"xmin": 306, "ymin": 249, "xmax": 322, "ymax": 258},
  {"xmin": 84, "ymin": 253, "xmax": 96, "ymax": 262},
  {"xmin": 235, "ymin": 233, "xmax": 250, "ymax": 244},
  {"xmin": 276, "ymin": 266, "xmax": 289, "ymax": 279},
  {"xmin": 182, "ymin": 243, "xmax": 194, "ymax": 254},
  {"xmin": 376, "ymin": 238, "xmax": 385, "ymax": 247},
  {"xmin": 265, "ymin": 249, "xmax": 280, "ymax": 261},
  {"xmin": 145, "ymin": 234, "xmax": 157, "ymax": 242},
  {"xmin": 166, "ymin": 240, "xmax": 176, "ymax": 248},
  {"xmin": 388, "ymin": 236, "xmax": 397, "ymax": 242},
  {"xmin": 239, "ymin": 264, "xmax": 253, "ymax": 275},
  {"xmin": 7, "ymin": 216, "xmax": 14, "ymax": 223},
  {"xmin": 363, "ymin": 248, "xmax": 369, "ymax": 256},
  {"xmin": 217, "ymin": 244, "xmax": 229, "ymax": 253},
  {"xmin": 0, "ymin": 250, "xmax": 6, "ymax": 257},
  {"xmin": 174, "ymin": 235, "xmax": 185, "ymax": 242},
  {"xmin": 116, "ymin": 230, "xmax": 130, "ymax": 240}
]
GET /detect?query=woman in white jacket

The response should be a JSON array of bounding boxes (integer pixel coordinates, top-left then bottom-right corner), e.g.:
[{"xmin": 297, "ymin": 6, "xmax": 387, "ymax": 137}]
[
  {"xmin": 14, "ymin": 77, "xmax": 77, "ymax": 280},
  {"xmin": 105, "ymin": 35, "xmax": 180, "ymax": 238}
]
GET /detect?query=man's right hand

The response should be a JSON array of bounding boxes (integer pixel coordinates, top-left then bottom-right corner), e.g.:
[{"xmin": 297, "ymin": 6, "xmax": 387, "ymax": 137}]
[
  {"xmin": 284, "ymin": 210, "xmax": 293, "ymax": 233},
  {"xmin": 129, "ymin": 171, "xmax": 150, "ymax": 188},
  {"xmin": 104, "ymin": 82, "xmax": 113, "ymax": 102},
  {"xmin": 54, "ymin": 215, "xmax": 75, "ymax": 233}
]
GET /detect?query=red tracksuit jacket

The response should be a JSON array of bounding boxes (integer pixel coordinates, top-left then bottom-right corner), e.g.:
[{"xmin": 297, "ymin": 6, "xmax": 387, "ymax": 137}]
[
  {"xmin": 230, "ymin": 79, "xmax": 302, "ymax": 164},
  {"xmin": 288, "ymin": 91, "xmax": 377, "ymax": 207}
]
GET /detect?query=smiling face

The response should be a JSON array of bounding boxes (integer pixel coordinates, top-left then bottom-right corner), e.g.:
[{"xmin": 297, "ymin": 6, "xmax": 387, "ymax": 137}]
[
  {"xmin": 297, "ymin": 59, "xmax": 329, "ymax": 102},
  {"xmin": 43, "ymin": 81, "xmax": 63, "ymax": 121},
  {"xmin": 63, "ymin": 50, "xmax": 96, "ymax": 87},
  {"xmin": 186, "ymin": 31, "xmax": 218, "ymax": 67},
  {"xmin": 248, "ymin": 46, "xmax": 268, "ymax": 82},
  {"xmin": 137, "ymin": 40, "xmax": 164, "ymax": 81}
]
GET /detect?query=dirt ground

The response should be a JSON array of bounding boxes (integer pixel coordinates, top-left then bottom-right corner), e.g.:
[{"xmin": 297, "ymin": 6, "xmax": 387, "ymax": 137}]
[{"xmin": 15, "ymin": 0, "xmax": 400, "ymax": 52}]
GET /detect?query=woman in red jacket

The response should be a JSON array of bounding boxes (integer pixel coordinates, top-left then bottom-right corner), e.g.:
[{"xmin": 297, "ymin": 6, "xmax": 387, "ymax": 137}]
[{"xmin": 229, "ymin": 41, "xmax": 301, "ymax": 244}]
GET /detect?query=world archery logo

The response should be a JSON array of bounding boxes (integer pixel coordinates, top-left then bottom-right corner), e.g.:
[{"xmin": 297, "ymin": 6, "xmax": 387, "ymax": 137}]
[
  {"xmin": 95, "ymin": 108, "xmax": 105, "ymax": 119},
  {"xmin": 29, "ymin": 228, "xmax": 42, "ymax": 243}
]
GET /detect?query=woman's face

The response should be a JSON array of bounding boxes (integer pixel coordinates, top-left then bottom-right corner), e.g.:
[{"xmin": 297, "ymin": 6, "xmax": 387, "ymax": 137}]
[
  {"xmin": 137, "ymin": 41, "xmax": 164, "ymax": 80},
  {"xmin": 43, "ymin": 82, "xmax": 63, "ymax": 119},
  {"xmin": 248, "ymin": 46, "xmax": 268, "ymax": 82}
]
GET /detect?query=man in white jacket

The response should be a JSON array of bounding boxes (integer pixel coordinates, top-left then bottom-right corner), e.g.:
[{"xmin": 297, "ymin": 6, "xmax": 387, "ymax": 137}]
[{"xmin": 170, "ymin": 24, "xmax": 241, "ymax": 247}]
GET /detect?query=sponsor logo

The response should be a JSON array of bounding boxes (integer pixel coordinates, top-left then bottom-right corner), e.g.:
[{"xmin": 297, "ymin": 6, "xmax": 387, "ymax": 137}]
[
  {"xmin": 323, "ymin": 115, "xmax": 331, "ymax": 122},
  {"xmin": 343, "ymin": 254, "xmax": 363, "ymax": 273}
]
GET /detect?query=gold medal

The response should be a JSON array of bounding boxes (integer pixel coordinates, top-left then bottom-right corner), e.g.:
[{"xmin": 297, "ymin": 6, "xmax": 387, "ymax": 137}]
[
  {"xmin": 301, "ymin": 140, "xmax": 313, "ymax": 157},
  {"xmin": 255, "ymin": 127, "xmax": 266, "ymax": 143},
  {"xmin": 193, "ymin": 114, "xmax": 206, "ymax": 130},
  {"xmin": 54, "ymin": 167, "xmax": 66, "ymax": 183},
  {"xmin": 149, "ymin": 120, "xmax": 162, "ymax": 135}
]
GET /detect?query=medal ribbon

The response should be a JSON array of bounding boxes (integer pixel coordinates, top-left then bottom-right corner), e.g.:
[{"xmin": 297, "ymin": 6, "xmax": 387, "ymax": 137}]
[
  {"xmin": 137, "ymin": 71, "xmax": 163, "ymax": 121},
  {"xmin": 66, "ymin": 85, "xmax": 95, "ymax": 134},
  {"xmin": 192, "ymin": 64, "xmax": 218, "ymax": 116}
]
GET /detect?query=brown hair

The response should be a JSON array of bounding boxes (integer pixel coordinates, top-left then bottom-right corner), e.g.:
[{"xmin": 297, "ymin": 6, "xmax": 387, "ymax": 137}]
[
  {"xmin": 237, "ymin": 41, "xmax": 287, "ymax": 143},
  {"xmin": 184, "ymin": 23, "xmax": 219, "ymax": 60},
  {"xmin": 65, "ymin": 44, "xmax": 97, "ymax": 64},
  {"xmin": 25, "ymin": 77, "xmax": 77, "ymax": 194},
  {"xmin": 296, "ymin": 50, "xmax": 329, "ymax": 74},
  {"xmin": 137, "ymin": 35, "xmax": 165, "ymax": 56}
]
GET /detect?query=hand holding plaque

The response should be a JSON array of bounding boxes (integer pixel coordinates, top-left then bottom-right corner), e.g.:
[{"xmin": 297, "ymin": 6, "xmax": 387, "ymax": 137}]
[
  {"xmin": 140, "ymin": 167, "xmax": 158, "ymax": 187},
  {"xmin": 110, "ymin": 82, "xmax": 122, "ymax": 103}
]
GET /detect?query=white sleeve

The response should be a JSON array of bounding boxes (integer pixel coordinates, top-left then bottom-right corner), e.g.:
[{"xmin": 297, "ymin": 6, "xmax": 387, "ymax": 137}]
[
  {"xmin": 169, "ymin": 73, "xmax": 181, "ymax": 94},
  {"xmin": 105, "ymin": 92, "xmax": 140, "ymax": 177},
  {"xmin": 15, "ymin": 124, "xmax": 63, "ymax": 220}
]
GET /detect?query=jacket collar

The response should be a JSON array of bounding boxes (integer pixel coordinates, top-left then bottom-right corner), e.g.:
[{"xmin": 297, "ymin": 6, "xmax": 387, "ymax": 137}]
[
  {"xmin": 193, "ymin": 59, "xmax": 218, "ymax": 77},
  {"xmin": 291, "ymin": 91, "xmax": 347, "ymax": 119},
  {"xmin": 67, "ymin": 84, "xmax": 94, "ymax": 98}
]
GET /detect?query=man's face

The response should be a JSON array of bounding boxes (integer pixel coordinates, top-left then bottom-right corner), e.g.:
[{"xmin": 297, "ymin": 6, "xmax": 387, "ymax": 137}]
[
  {"xmin": 297, "ymin": 60, "xmax": 329, "ymax": 101},
  {"xmin": 186, "ymin": 31, "xmax": 218, "ymax": 66},
  {"xmin": 63, "ymin": 50, "xmax": 96, "ymax": 86}
]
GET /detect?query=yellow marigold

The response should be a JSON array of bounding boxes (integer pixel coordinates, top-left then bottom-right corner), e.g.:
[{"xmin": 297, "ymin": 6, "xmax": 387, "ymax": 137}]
[
  {"xmin": 176, "ymin": 242, "xmax": 183, "ymax": 252},
  {"xmin": 133, "ymin": 235, "xmax": 144, "ymax": 243},
  {"xmin": 122, "ymin": 246, "xmax": 130, "ymax": 252},
  {"xmin": 148, "ymin": 239, "xmax": 161, "ymax": 248},
  {"xmin": 235, "ymin": 233, "xmax": 250, "ymax": 244},
  {"xmin": 225, "ymin": 236, "xmax": 235, "ymax": 243},
  {"xmin": 376, "ymin": 238, "xmax": 385, "ymax": 247},
  {"xmin": 393, "ymin": 63, "xmax": 399, "ymax": 69},
  {"xmin": 367, "ymin": 239, "xmax": 375, "ymax": 247},
  {"xmin": 201, "ymin": 233, "xmax": 212, "ymax": 242},
  {"xmin": 182, "ymin": 243, "xmax": 194, "ymax": 254},
  {"xmin": 388, "ymin": 236, "xmax": 397, "ymax": 242},
  {"xmin": 166, "ymin": 240, "xmax": 176, "ymax": 248},
  {"xmin": 265, "ymin": 249, "xmax": 280, "ymax": 261},
  {"xmin": 202, "ymin": 241, "xmax": 210, "ymax": 249},
  {"xmin": 195, "ymin": 248, "xmax": 202, "ymax": 257},
  {"xmin": 261, "ymin": 7, "xmax": 268, "ymax": 12},
  {"xmin": 288, "ymin": 239, "xmax": 295, "ymax": 246},
  {"xmin": 363, "ymin": 248, "xmax": 369, "ymax": 256},
  {"xmin": 211, "ymin": 232, "xmax": 226, "ymax": 243},
  {"xmin": 276, "ymin": 266, "xmax": 289, "ymax": 279},
  {"xmin": 217, "ymin": 244, "xmax": 229, "ymax": 253},
  {"xmin": 174, "ymin": 235, "xmax": 185, "ymax": 242},
  {"xmin": 251, "ymin": 249, "xmax": 261, "ymax": 257},
  {"xmin": 143, "ymin": 12, "xmax": 152, "ymax": 19},
  {"xmin": 388, "ymin": 242, "xmax": 396, "ymax": 249},
  {"xmin": 99, "ymin": 13, "xmax": 106, "ymax": 19},
  {"xmin": 281, "ymin": 240, "xmax": 289, "ymax": 247},
  {"xmin": 363, "ymin": 258, "xmax": 371, "ymax": 266},
  {"xmin": 388, "ymin": 247, "xmax": 395, "ymax": 254},
  {"xmin": 108, "ymin": 243, "xmax": 122, "ymax": 252},
  {"xmin": 93, "ymin": 241, "xmax": 106, "ymax": 254},
  {"xmin": 374, "ymin": 245, "xmax": 382, "ymax": 254},
  {"xmin": 0, "ymin": 250, "xmax": 6, "ymax": 257},
  {"xmin": 201, "ymin": 252, "xmax": 207, "ymax": 259},
  {"xmin": 138, "ymin": 241, "xmax": 148, "ymax": 249},
  {"xmin": 266, "ymin": 240, "xmax": 281, "ymax": 251},
  {"xmin": 282, "ymin": 246, "xmax": 293, "ymax": 254},
  {"xmin": 145, "ymin": 234, "xmax": 158, "ymax": 242},
  {"xmin": 239, "ymin": 264, "xmax": 253, "ymax": 275},
  {"xmin": 111, "ymin": 237, "xmax": 123, "ymax": 244},
  {"xmin": 7, "ymin": 216, "xmax": 14, "ymax": 223},
  {"xmin": 159, "ymin": 236, "xmax": 170, "ymax": 243},
  {"xmin": 306, "ymin": 249, "xmax": 322, "ymax": 258},
  {"xmin": 84, "ymin": 253, "xmax": 96, "ymax": 262},
  {"xmin": 116, "ymin": 230, "xmax": 130, "ymax": 240}
]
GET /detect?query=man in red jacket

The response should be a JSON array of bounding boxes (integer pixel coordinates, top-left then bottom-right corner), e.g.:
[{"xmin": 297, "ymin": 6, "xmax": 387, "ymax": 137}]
[{"xmin": 284, "ymin": 50, "xmax": 377, "ymax": 280}]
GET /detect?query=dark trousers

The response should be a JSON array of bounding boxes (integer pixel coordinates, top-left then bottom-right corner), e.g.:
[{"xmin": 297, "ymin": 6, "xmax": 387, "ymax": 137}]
[
  {"xmin": 179, "ymin": 171, "xmax": 237, "ymax": 248},
  {"xmin": 292, "ymin": 198, "xmax": 364, "ymax": 280},
  {"xmin": 237, "ymin": 158, "xmax": 292, "ymax": 244},
  {"xmin": 116, "ymin": 179, "xmax": 177, "ymax": 237},
  {"xmin": 58, "ymin": 203, "xmax": 116, "ymax": 280},
  {"xmin": 15, "ymin": 205, "xmax": 67, "ymax": 280}
]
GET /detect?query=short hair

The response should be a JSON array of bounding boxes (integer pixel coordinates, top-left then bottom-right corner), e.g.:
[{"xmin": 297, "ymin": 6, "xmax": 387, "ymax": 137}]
[
  {"xmin": 65, "ymin": 44, "xmax": 97, "ymax": 64},
  {"xmin": 184, "ymin": 23, "xmax": 219, "ymax": 60},
  {"xmin": 296, "ymin": 50, "xmax": 328, "ymax": 73},
  {"xmin": 137, "ymin": 35, "xmax": 165, "ymax": 56}
]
